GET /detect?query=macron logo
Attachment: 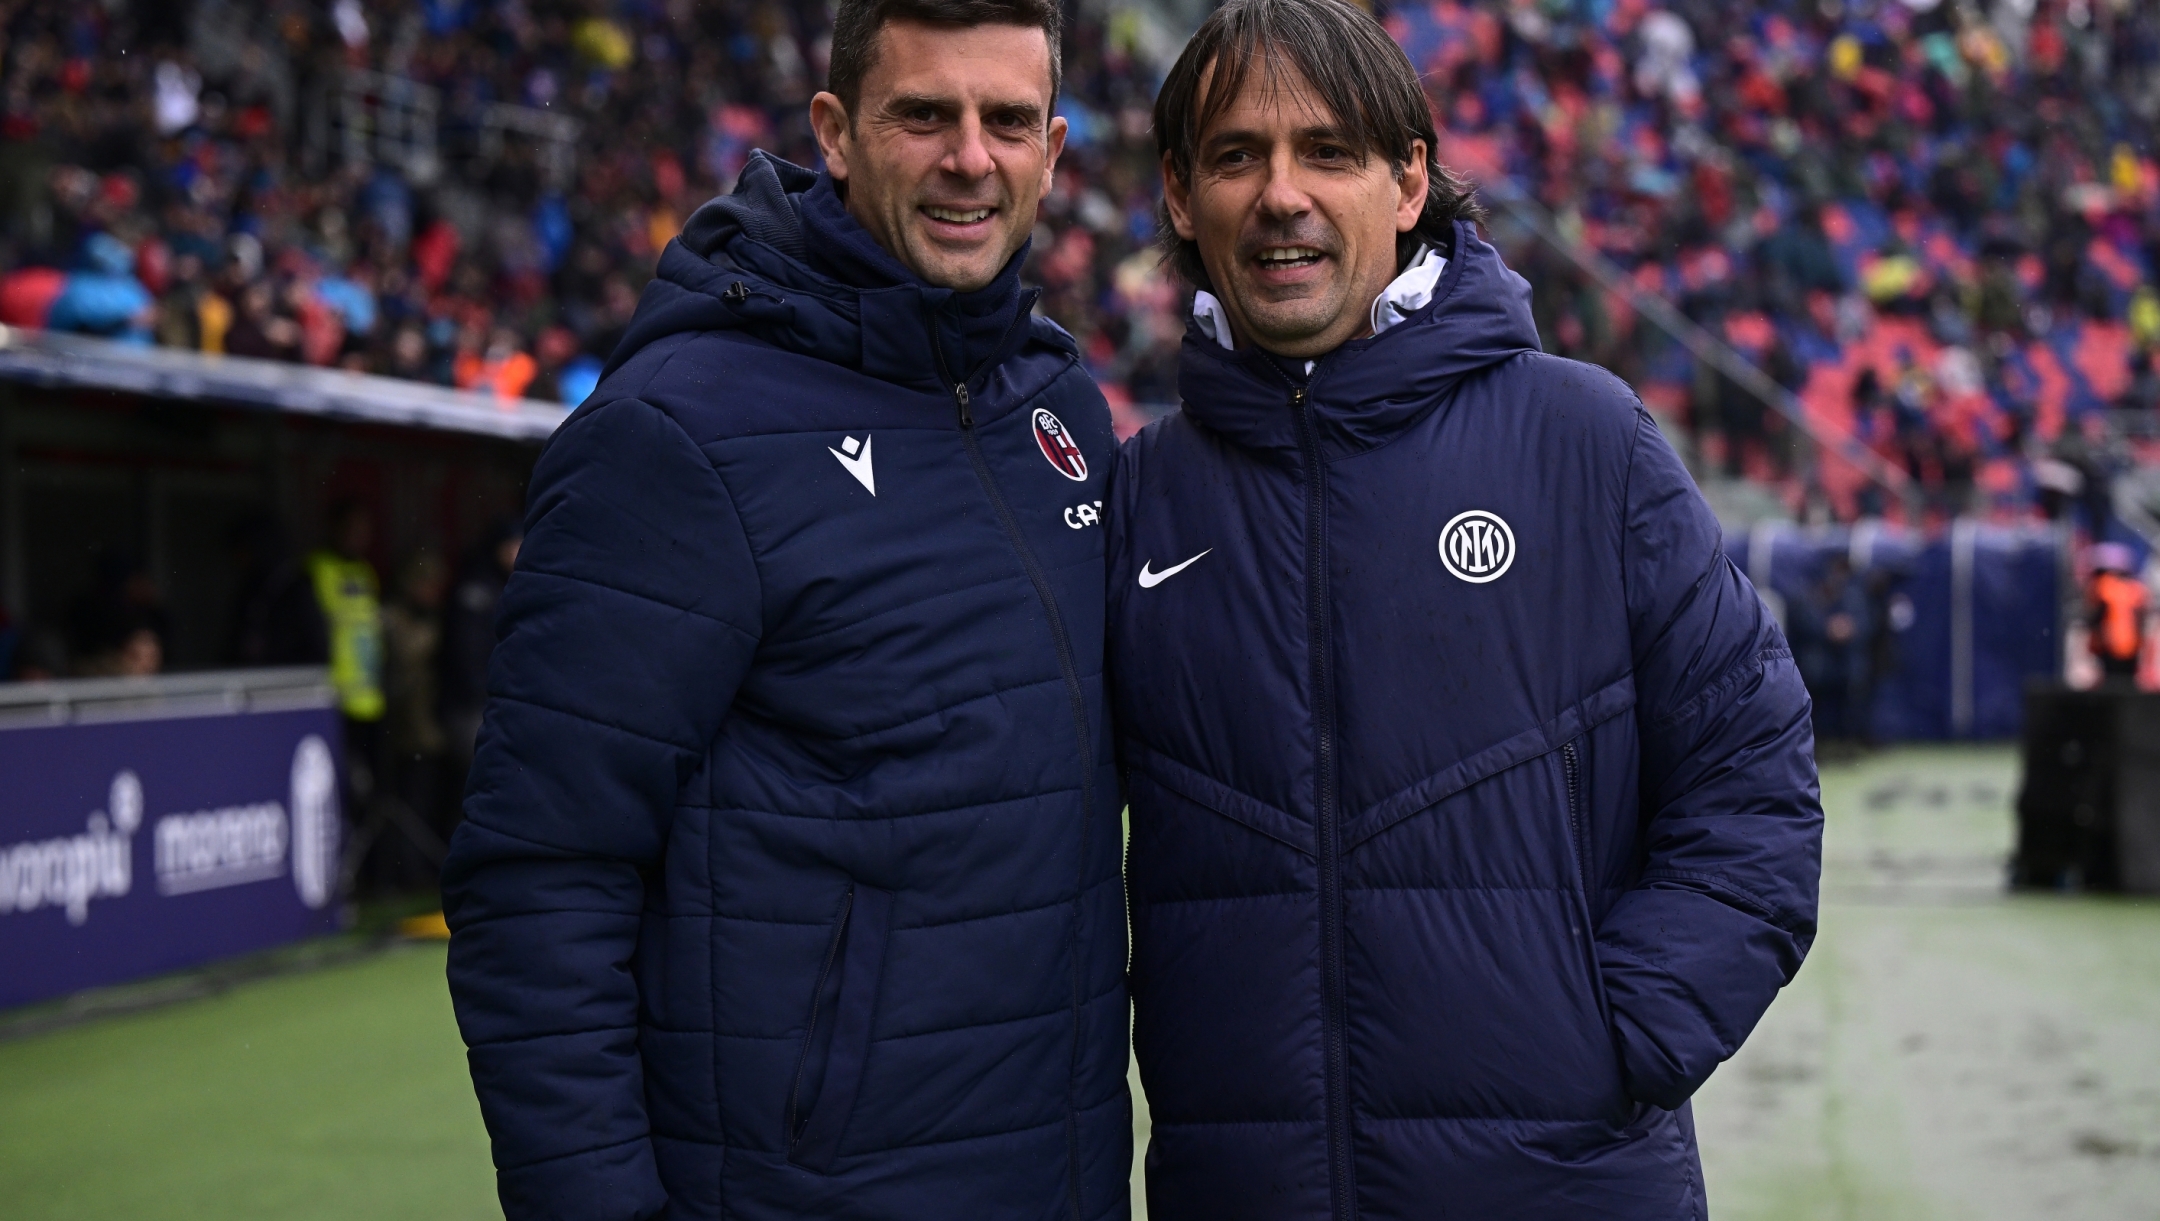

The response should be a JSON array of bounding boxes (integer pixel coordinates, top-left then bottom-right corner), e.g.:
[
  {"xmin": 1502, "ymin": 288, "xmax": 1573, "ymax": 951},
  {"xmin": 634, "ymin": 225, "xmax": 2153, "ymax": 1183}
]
[{"xmin": 830, "ymin": 435, "xmax": 875, "ymax": 495}]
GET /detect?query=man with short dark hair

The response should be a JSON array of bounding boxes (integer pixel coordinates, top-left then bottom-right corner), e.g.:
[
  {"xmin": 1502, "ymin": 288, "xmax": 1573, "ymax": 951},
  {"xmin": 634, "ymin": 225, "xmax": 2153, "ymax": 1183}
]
[
  {"xmin": 1107, "ymin": 0, "xmax": 1822, "ymax": 1216},
  {"xmin": 442, "ymin": 0, "xmax": 1130, "ymax": 1217}
]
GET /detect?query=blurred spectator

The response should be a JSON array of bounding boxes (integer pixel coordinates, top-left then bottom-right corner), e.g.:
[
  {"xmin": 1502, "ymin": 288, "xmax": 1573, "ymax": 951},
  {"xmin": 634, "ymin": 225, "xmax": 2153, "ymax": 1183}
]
[
  {"xmin": 44, "ymin": 233, "xmax": 154, "ymax": 342},
  {"xmin": 382, "ymin": 550, "xmax": 450, "ymax": 832},
  {"xmin": 2085, "ymin": 541, "xmax": 2147, "ymax": 686},
  {"xmin": 227, "ymin": 512, "xmax": 329, "ymax": 668},
  {"xmin": 439, "ymin": 517, "xmax": 519, "ymax": 770},
  {"xmin": 1788, "ymin": 553, "xmax": 1874, "ymax": 746},
  {"xmin": 307, "ymin": 499, "xmax": 386, "ymax": 799},
  {"xmin": 65, "ymin": 549, "xmax": 169, "ymax": 677},
  {"xmin": 10, "ymin": 628, "xmax": 67, "ymax": 681}
]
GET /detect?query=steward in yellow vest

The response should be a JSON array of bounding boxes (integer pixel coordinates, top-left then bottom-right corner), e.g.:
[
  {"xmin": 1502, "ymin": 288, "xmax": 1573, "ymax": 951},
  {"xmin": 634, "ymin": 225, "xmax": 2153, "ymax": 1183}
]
[{"xmin": 308, "ymin": 539, "xmax": 385, "ymax": 723}]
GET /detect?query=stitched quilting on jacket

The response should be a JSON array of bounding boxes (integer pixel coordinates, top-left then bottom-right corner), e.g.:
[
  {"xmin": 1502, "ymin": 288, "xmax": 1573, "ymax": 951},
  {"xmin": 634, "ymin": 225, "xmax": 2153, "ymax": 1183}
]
[
  {"xmin": 445, "ymin": 153, "xmax": 1130, "ymax": 1221},
  {"xmin": 1107, "ymin": 221, "xmax": 1822, "ymax": 1221}
]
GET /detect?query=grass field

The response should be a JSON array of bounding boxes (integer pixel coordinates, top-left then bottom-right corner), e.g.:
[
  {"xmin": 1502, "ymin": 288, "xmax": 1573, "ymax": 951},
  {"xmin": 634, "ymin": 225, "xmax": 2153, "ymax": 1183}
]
[
  {"xmin": 1690, "ymin": 748, "xmax": 2160, "ymax": 1221},
  {"xmin": 3, "ymin": 747, "xmax": 2156, "ymax": 1220},
  {"xmin": 0, "ymin": 943, "xmax": 497, "ymax": 1219}
]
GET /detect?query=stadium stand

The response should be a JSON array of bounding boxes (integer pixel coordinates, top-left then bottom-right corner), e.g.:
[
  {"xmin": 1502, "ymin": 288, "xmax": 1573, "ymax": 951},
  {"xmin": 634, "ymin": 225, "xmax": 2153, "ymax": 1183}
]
[
  {"xmin": 1397, "ymin": 0, "xmax": 2160, "ymax": 524},
  {"xmin": 0, "ymin": 0, "xmax": 1186, "ymax": 435},
  {"xmin": 0, "ymin": 0, "xmax": 2155, "ymax": 522}
]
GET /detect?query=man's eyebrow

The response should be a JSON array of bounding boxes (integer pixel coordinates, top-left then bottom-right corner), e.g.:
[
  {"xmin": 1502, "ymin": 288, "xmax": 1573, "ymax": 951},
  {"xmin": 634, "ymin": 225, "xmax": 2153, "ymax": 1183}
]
[
  {"xmin": 1297, "ymin": 123, "xmax": 1356, "ymax": 146},
  {"xmin": 882, "ymin": 91, "xmax": 959, "ymax": 115},
  {"xmin": 1199, "ymin": 125, "xmax": 1265, "ymax": 155},
  {"xmin": 882, "ymin": 92, "xmax": 1046, "ymax": 122},
  {"xmin": 1199, "ymin": 122, "xmax": 1355, "ymax": 154}
]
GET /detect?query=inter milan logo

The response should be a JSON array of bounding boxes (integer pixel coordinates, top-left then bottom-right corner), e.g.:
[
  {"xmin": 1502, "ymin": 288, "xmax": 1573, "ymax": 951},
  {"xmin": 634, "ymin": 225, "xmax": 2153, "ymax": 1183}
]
[
  {"xmin": 1032, "ymin": 408, "xmax": 1088, "ymax": 481},
  {"xmin": 1438, "ymin": 510, "xmax": 1515, "ymax": 583}
]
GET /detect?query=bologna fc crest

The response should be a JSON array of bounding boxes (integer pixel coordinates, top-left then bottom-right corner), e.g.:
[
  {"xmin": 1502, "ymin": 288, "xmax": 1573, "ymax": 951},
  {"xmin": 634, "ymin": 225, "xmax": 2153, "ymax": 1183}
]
[
  {"xmin": 1033, "ymin": 408, "xmax": 1088, "ymax": 481},
  {"xmin": 1439, "ymin": 510, "xmax": 1515, "ymax": 583}
]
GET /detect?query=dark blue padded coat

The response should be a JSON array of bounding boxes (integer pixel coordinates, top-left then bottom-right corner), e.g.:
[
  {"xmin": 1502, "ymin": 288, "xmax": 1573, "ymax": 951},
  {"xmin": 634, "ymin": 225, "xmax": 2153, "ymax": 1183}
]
[
  {"xmin": 1106, "ymin": 223, "xmax": 1822, "ymax": 1220},
  {"xmin": 443, "ymin": 154, "xmax": 1129, "ymax": 1221}
]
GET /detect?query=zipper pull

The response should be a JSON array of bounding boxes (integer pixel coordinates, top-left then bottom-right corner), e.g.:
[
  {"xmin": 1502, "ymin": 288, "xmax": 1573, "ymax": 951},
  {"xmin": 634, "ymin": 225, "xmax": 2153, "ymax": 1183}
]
[
  {"xmin": 1292, "ymin": 387, "xmax": 1307, "ymax": 410},
  {"xmin": 954, "ymin": 382, "xmax": 973, "ymax": 428}
]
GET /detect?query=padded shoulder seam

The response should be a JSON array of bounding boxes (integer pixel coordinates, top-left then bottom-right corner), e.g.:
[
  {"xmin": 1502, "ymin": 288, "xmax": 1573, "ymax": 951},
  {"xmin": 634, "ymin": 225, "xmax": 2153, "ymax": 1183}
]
[
  {"xmin": 490, "ymin": 690, "xmax": 698, "ymax": 752},
  {"xmin": 514, "ymin": 564, "xmax": 758, "ymax": 641},
  {"xmin": 466, "ymin": 1021, "xmax": 639, "ymax": 1049},
  {"xmin": 1599, "ymin": 940, "xmax": 1739, "ymax": 1051},
  {"xmin": 1647, "ymin": 643, "xmax": 1793, "ymax": 734},
  {"xmin": 1636, "ymin": 866, "xmax": 1807, "ymax": 934},
  {"xmin": 621, "ymin": 391, "xmax": 767, "ymax": 618},
  {"xmin": 615, "ymin": 328, "xmax": 709, "ymax": 406},
  {"xmin": 494, "ymin": 1132, "xmax": 652, "ymax": 1175},
  {"xmin": 459, "ymin": 808, "xmax": 651, "ymax": 861}
]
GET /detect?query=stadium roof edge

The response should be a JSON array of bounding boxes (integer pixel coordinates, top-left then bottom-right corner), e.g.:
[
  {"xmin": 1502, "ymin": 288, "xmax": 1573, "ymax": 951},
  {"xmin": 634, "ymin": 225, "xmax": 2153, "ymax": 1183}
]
[{"xmin": 0, "ymin": 326, "xmax": 570, "ymax": 442}]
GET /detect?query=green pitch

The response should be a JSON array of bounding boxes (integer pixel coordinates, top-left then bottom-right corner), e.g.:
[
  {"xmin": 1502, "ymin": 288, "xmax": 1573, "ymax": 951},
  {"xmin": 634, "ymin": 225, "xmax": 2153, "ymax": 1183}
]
[
  {"xmin": 1690, "ymin": 747, "xmax": 2160, "ymax": 1221},
  {"xmin": 0, "ymin": 943, "xmax": 497, "ymax": 1220},
  {"xmin": 3, "ymin": 747, "xmax": 2156, "ymax": 1221}
]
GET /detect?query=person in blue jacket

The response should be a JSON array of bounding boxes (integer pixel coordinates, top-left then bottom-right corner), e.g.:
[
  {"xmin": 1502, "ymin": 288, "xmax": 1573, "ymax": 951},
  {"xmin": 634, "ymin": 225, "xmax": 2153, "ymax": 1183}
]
[
  {"xmin": 1106, "ymin": 1, "xmax": 1823, "ymax": 1217},
  {"xmin": 440, "ymin": 1, "xmax": 1129, "ymax": 1217}
]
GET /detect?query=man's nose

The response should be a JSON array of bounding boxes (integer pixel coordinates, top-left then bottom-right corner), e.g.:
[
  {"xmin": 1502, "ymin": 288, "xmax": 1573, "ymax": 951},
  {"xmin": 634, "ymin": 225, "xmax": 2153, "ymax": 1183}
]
[
  {"xmin": 1257, "ymin": 147, "xmax": 1312, "ymax": 220},
  {"xmin": 943, "ymin": 114, "xmax": 997, "ymax": 181}
]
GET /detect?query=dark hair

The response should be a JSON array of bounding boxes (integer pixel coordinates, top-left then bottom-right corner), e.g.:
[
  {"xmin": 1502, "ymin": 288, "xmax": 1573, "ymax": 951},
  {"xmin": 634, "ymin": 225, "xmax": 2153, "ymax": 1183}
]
[
  {"xmin": 827, "ymin": 0, "xmax": 1064, "ymax": 117},
  {"xmin": 1152, "ymin": 0, "xmax": 1483, "ymax": 290}
]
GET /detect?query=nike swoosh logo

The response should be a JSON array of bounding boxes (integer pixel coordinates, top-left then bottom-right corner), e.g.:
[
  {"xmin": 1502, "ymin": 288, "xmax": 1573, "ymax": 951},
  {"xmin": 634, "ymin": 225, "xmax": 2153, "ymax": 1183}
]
[{"xmin": 1138, "ymin": 549, "xmax": 1211, "ymax": 588}]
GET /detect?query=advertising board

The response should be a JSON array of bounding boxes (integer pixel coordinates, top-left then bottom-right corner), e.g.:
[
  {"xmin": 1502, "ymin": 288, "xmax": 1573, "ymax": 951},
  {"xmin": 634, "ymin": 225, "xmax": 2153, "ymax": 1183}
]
[{"xmin": 0, "ymin": 700, "xmax": 344, "ymax": 1009}]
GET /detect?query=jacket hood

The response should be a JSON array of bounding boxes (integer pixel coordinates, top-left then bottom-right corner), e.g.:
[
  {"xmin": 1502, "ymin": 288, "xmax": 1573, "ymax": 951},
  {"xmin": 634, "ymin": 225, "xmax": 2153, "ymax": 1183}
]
[
  {"xmin": 602, "ymin": 151, "xmax": 1066, "ymax": 394},
  {"xmin": 1176, "ymin": 220, "xmax": 1543, "ymax": 459}
]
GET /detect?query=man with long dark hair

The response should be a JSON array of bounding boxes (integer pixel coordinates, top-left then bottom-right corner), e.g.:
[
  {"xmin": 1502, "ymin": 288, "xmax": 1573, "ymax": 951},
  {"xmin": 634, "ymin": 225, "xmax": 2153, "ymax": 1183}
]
[
  {"xmin": 1107, "ymin": 0, "xmax": 1822, "ymax": 1215},
  {"xmin": 442, "ymin": 0, "xmax": 1129, "ymax": 1217}
]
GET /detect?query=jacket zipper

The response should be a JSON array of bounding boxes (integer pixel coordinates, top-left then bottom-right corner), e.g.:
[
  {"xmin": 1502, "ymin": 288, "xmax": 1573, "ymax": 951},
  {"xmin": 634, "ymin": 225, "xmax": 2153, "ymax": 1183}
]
[
  {"xmin": 1561, "ymin": 742, "xmax": 1588, "ymax": 897},
  {"xmin": 953, "ymin": 377, "xmax": 1095, "ymax": 1221},
  {"xmin": 1293, "ymin": 385, "xmax": 1355, "ymax": 1221},
  {"xmin": 786, "ymin": 884, "xmax": 855, "ymax": 1147}
]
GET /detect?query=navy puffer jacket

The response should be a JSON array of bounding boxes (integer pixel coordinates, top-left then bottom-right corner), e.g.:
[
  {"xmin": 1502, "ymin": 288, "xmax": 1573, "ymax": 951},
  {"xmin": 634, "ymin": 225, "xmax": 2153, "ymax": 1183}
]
[
  {"xmin": 444, "ymin": 153, "xmax": 1129, "ymax": 1221},
  {"xmin": 1107, "ymin": 223, "xmax": 1821, "ymax": 1220}
]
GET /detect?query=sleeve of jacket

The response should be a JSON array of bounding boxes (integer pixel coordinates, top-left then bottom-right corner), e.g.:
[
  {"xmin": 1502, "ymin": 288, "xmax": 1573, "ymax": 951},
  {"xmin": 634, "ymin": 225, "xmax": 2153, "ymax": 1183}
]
[
  {"xmin": 442, "ymin": 394, "xmax": 761, "ymax": 1220},
  {"xmin": 1599, "ymin": 407, "xmax": 1822, "ymax": 1110}
]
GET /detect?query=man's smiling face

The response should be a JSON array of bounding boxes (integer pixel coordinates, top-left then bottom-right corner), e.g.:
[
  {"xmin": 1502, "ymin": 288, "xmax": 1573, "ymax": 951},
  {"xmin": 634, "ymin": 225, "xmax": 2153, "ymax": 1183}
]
[
  {"xmin": 811, "ymin": 20, "xmax": 1067, "ymax": 292},
  {"xmin": 1163, "ymin": 56, "xmax": 1427, "ymax": 358}
]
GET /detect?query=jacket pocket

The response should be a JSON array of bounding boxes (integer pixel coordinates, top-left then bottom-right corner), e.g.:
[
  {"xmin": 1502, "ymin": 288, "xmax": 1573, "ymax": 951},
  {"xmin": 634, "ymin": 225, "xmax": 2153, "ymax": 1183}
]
[{"xmin": 785, "ymin": 882, "xmax": 894, "ymax": 1172}]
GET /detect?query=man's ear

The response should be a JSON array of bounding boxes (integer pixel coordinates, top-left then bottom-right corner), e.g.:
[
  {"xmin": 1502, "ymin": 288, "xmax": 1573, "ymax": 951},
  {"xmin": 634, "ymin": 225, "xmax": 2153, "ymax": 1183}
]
[
  {"xmin": 810, "ymin": 92, "xmax": 854, "ymax": 182},
  {"xmin": 1395, "ymin": 138, "xmax": 1431, "ymax": 233},
  {"xmin": 1042, "ymin": 114, "xmax": 1069, "ymax": 198},
  {"xmin": 1161, "ymin": 152, "xmax": 1197, "ymax": 241}
]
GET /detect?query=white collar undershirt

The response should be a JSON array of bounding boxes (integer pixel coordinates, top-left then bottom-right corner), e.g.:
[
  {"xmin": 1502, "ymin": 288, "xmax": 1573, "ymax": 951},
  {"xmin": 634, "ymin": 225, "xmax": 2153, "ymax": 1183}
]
[{"xmin": 1191, "ymin": 242, "xmax": 1448, "ymax": 372}]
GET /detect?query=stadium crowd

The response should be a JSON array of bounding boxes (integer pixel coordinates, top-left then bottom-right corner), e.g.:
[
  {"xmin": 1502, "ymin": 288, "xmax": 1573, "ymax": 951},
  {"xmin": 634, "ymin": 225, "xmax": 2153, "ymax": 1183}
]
[
  {"xmin": 0, "ymin": 0, "xmax": 1181, "ymax": 424},
  {"xmin": 1399, "ymin": 0, "xmax": 2160, "ymax": 520},
  {"xmin": 1, "ymin": 0, "xmax": 2158, "ymax": 522}
]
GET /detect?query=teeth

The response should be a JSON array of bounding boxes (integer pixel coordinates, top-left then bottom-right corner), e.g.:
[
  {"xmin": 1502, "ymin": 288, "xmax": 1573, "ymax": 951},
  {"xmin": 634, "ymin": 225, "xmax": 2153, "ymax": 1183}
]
[
  {"xmin": 1259, "ymin": 247, "xmax": 1324, "ymax": 263},
  {"xmin": 926, "ymin": 206, "xmax": 993, "ymax": 223}
]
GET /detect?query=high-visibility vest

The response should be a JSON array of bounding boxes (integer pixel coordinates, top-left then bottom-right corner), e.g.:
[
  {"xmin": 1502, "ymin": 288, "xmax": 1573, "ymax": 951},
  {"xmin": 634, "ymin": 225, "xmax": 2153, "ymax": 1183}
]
[
  {"xmin": 2091, "ymin": 571, "xmax": 2148, "ymax": 663},
  {"xmin": 308, "ymin": 550, "xmax": 385, "ymax": 721}
]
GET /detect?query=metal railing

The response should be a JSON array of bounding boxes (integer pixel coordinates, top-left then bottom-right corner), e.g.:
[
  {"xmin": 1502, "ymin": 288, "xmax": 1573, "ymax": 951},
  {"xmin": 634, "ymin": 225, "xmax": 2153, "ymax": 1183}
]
[
  {"xmin": 332, "ymin": 70, "xmax": 582, "ymax": 192},
  {"xmin": 0, "ymin": 666, "xmax": 333, "ymax": 729},
  {"xmin": 0, "ymin": 326, "xmax": 569, "ymax": 441}
]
